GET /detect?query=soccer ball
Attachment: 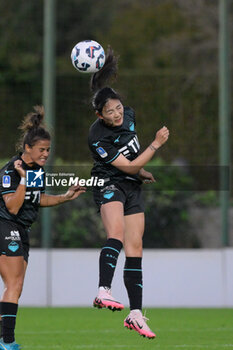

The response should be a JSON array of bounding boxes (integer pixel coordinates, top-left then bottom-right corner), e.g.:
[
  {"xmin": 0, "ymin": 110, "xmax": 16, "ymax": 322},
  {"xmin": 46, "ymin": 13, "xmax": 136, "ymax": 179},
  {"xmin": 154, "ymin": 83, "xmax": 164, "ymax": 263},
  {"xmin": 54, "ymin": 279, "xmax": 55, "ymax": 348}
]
[{"xmin": 71, "ymin": 40, "xmax": 106, "ymax": 73}]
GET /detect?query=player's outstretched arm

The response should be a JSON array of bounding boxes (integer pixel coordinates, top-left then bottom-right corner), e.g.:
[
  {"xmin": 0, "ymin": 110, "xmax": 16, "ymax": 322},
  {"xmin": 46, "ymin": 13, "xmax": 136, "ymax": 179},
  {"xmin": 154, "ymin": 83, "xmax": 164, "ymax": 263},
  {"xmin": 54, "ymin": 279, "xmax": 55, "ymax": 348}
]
[
  {"xmin": 111, "ymin": 126, "xmax": 169, "ymax": 175},
  {"xmin": 40, "ymin": 185, "xmax": 86, "ymax": 207}
]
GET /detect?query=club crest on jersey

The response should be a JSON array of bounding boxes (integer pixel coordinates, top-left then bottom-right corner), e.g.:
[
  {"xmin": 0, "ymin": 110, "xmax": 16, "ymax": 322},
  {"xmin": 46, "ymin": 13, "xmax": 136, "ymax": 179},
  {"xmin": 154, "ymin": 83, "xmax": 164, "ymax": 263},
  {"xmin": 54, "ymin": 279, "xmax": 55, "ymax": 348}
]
[
  {"xmin": 96, "ymin": 147, "xmax": 108, "ymax": 158},
  {"xmin": 8, "ymin": 241, "xmax": 19, "ymax": 253},
  {"xmin": 26, "ymin": 169, "xmax": 44, "ymax": 187},
  {"xmin": 2, "ymin": 175, "xmax": 11, "ymax": 188},
  {"xmin": 103, "ymin": 190, "xmax": 114, "ymax": 200}
]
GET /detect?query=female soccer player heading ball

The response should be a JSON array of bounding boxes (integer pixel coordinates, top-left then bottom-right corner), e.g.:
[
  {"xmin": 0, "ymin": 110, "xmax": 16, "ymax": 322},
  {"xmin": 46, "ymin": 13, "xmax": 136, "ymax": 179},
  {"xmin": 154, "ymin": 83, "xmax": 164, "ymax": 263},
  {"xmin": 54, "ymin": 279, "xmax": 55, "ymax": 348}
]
[
  {"xmin": 88, "ymin": 48, "xmax": 169, "ymax": 339},
  {"xmin": 0, "ymin": 106, "xmax": 86, "ymax": 350}
]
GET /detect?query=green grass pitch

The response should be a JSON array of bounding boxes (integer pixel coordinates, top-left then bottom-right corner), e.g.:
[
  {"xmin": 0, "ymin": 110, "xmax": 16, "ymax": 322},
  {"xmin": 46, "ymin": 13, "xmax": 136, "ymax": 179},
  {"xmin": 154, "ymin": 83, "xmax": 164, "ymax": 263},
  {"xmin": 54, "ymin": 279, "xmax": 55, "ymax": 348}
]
[{"xmin": 16, "ymin": 307, "xmax": 233, "ymax": 349}]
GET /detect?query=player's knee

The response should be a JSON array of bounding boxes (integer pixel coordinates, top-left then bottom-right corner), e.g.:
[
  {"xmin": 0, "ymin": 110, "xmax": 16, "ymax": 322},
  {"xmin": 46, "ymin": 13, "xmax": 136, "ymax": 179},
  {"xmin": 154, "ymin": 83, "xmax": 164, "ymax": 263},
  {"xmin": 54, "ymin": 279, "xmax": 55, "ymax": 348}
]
[
  {"xmin": 107, "ymin": 229, "xmax": 124, "ymax": 241},
  {"xmin": 133, "ymin": 246, "xmax": 143, "ymax": 256},
  {"xmin": 127, "ymin": 240, "xmax": 143, "ymax": 256}
]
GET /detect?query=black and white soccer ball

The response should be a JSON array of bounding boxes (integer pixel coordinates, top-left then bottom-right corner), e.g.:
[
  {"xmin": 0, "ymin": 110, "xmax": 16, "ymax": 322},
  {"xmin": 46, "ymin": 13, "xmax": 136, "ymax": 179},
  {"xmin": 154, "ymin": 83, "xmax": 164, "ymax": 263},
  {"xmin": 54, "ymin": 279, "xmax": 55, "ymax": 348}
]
[{"xmin": 71, "ymin": 40, "xmax": 106, "ymax": 73}]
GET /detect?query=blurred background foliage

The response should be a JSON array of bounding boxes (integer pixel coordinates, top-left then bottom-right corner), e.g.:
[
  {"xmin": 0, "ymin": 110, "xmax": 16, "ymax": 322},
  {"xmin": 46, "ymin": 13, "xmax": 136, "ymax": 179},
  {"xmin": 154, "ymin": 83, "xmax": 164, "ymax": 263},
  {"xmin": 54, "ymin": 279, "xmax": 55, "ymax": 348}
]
[{"xmin": 0, "ymin": 0, "xmax": 232, "ymax": 248}]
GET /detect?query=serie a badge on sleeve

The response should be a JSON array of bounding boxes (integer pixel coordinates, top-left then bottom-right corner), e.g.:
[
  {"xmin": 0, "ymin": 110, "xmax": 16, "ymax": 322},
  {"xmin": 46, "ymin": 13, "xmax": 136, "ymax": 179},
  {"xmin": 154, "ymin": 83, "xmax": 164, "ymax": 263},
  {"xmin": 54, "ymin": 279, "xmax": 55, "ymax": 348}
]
[{"xmin": 2, "ymin": 175, "xmax": 11, "ymax": 188}]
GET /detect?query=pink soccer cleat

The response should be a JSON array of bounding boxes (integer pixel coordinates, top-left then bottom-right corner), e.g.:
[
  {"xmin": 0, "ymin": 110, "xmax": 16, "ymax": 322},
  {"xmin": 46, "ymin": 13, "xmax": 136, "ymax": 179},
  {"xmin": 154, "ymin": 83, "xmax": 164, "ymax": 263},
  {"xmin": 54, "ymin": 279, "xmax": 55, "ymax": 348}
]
[
  {"xmin": 124, "ymin": 309, "xmax": 156, "ymax": 339},
  {"xmin": 93, "ymin": 286, "xmax": 124, "ymax": 311}
]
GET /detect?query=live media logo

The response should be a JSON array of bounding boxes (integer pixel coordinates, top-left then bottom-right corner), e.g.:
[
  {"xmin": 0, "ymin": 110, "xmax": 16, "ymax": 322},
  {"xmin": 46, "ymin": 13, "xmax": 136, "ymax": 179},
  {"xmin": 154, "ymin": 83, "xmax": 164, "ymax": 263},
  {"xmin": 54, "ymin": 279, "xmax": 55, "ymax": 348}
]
[{"xmin": 26, "ymin": 169, "xmax": 44, "ymax": 187}]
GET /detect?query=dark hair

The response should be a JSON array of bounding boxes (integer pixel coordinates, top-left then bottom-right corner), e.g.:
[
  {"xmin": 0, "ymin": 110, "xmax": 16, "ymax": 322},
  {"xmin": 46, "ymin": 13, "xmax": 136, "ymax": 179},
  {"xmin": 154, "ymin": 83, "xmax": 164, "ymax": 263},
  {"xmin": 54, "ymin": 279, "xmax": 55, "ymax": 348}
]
[
  {"xmin": 16, "ymin": 105, "xmax": 51, "ymax": 151},
  {"xmin": 90, "ymin": 47, "xmax": 122, "ymax": 114}
]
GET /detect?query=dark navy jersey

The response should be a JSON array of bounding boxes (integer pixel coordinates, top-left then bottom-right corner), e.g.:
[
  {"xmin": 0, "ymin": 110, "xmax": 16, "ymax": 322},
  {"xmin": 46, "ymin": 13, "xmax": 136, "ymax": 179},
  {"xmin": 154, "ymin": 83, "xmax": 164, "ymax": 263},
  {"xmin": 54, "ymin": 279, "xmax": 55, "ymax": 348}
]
[
  {"xmin": 0, "ymin": 154, "xmax": 45, "ymax": 227},
  {"xmin": 88, "ymin": 106, "xmax": 142, "ymax": 184}
]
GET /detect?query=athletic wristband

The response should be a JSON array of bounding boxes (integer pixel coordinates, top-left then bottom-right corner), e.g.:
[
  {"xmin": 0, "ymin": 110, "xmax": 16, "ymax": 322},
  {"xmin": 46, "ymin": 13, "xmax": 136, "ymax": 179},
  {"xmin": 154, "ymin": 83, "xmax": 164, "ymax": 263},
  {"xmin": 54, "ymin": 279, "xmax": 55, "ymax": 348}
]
[
  {"xmin": 149, "ymin": 144, "xmax": 158, "ymax": 152},
  {"xmin": 20, "ymin": 177, "xmax": 26, "ymax": 185}
]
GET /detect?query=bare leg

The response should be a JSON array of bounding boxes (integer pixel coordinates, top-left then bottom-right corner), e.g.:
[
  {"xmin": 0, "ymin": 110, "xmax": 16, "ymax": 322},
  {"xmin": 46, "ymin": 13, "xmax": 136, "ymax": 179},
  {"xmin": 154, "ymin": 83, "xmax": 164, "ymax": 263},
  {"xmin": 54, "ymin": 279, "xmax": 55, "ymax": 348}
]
[
  {"xmin": 100, "ymin": 201, "xmax": 125, "ymax": 241},
  {"xmin": 0, "ymin": 256, "xmax": 26, "ymax": 303},
  {"xmin": 124, "ymin": 212, "xmax": 145, "ymax": 257},
  {"xmin": 0, "ymin": 255, "xmax": 26, "ymax": 344}
]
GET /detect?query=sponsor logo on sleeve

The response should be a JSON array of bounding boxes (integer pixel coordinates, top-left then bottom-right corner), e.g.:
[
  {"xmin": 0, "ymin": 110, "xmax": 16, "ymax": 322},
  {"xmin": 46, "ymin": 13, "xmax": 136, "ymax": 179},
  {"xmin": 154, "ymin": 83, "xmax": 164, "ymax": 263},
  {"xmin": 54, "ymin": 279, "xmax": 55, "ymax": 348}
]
[{"xmin": 96, "ymin": 147, "xmax": 108, "ymax": 158}]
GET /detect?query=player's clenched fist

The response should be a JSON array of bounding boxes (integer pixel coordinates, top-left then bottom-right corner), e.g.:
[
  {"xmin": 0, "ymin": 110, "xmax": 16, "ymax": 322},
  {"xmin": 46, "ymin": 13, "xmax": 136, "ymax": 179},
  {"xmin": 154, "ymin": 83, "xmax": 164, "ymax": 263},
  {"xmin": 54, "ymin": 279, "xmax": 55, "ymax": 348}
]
[
  {"xmin": 153, "ymin": 126, "xmax": 169, "ymax": 149},
  {"xmin": 14, "ymin": 160, "xmax": 26, "ymax": 178}
]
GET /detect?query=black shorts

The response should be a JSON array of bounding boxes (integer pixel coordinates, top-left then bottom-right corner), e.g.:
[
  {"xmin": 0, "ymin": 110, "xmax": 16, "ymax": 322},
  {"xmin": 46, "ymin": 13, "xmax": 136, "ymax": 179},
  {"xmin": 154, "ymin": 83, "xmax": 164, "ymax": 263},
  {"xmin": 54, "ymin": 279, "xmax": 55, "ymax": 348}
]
[
  {"xmin": 93, "ymin": 180, "xmax": 144, "ymax": 216},
  {"xmin": 0, "ymin": 218, "xmax": 30, "ymax": 263}
]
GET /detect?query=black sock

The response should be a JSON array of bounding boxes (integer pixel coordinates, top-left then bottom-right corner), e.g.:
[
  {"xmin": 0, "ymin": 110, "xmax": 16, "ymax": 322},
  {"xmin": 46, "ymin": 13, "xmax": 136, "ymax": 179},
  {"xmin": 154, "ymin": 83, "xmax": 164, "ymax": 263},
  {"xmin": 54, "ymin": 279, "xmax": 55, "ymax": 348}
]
[
  {"xmin": 1, "ymin": 302, "xmax": 18, "ymax": 343},
  {"xmin": 99, "ymin": 238, "xmax": 123, "ymax": 288},
  {"xmin": 124, "ymin": 257, "xmax": 143, "ymax": 310}
]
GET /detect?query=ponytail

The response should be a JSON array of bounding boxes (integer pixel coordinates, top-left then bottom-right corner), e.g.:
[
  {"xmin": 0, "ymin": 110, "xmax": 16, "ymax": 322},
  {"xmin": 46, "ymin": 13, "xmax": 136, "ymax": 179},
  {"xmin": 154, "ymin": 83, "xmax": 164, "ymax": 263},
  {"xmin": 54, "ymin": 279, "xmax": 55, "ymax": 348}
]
[
  {"xmin": 90, "ymin": 47, "xmax": 122, "ymax": 114},
  {"xmin": 16, "ymin": 105, "xmax": 51, "ymax": 151},
  {"xmin": 90, "ymin": 46, "xmax": 118, "ymax": 93}
]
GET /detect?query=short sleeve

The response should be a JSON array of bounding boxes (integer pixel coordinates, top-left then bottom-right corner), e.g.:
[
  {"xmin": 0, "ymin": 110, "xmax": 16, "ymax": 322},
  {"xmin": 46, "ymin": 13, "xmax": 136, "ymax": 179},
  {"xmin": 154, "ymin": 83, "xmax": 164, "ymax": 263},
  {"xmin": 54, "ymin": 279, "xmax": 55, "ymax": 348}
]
[{"xmin": 90, "ymin": 140, "xmax": 120, "ymax": 164}]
